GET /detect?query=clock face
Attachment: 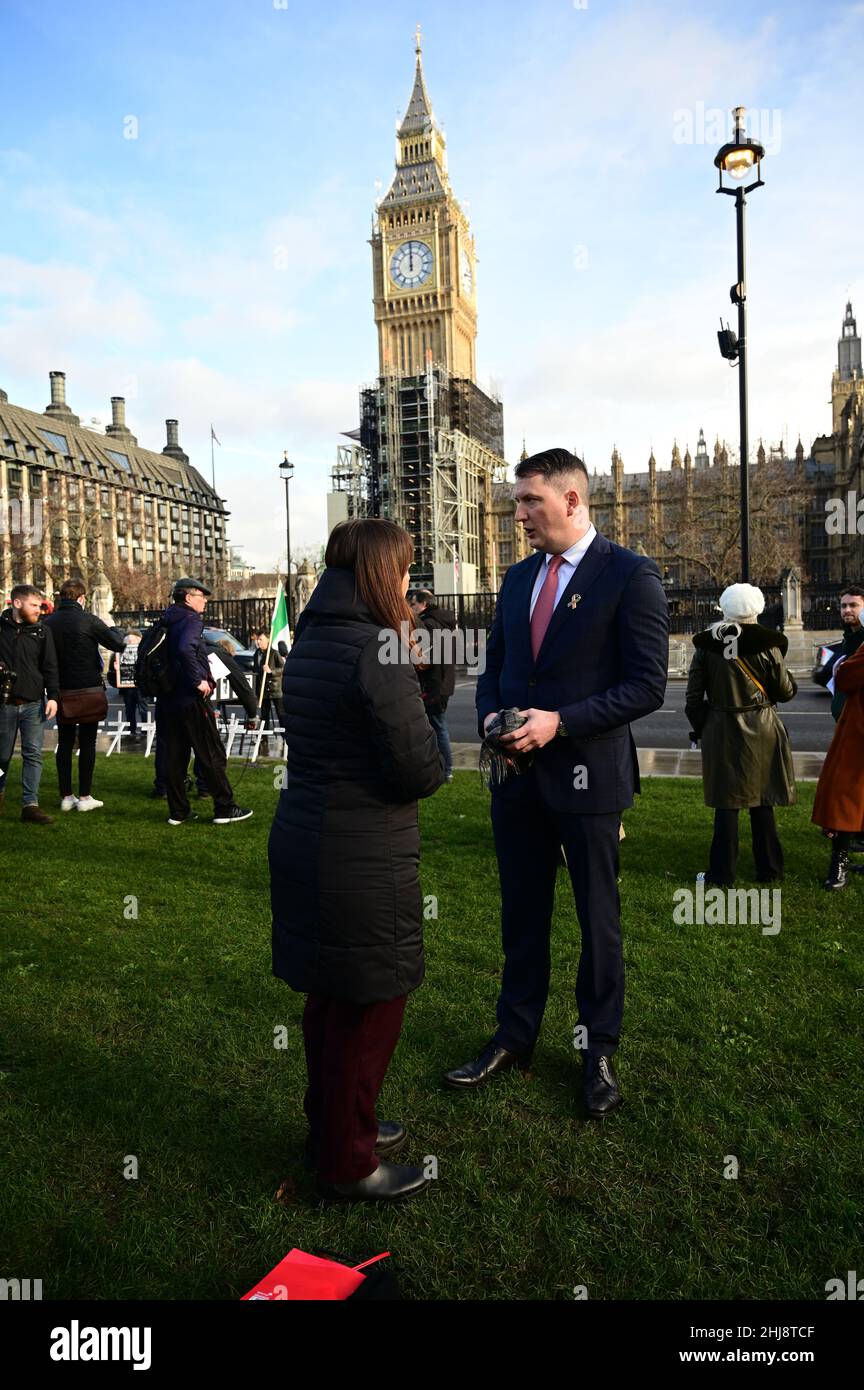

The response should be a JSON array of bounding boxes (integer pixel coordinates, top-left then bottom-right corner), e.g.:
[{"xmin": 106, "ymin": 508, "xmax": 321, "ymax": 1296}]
[
  {"xmin": 390, "ymin": 240, "xmax": 434, "ymax": 289},
  {"xmin": 460, "ymin": 248, "xmax": 473, "ymax": 295}
]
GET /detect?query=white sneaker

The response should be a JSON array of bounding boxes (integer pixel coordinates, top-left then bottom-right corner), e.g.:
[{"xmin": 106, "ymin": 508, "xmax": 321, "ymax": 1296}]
[
  {"xmin": 60, "ymin": 795, "xmax": 78, "ymax": 812},
  {"xmin": 76, "ymin": 796, "xmax": 104, "ymax": 813}
]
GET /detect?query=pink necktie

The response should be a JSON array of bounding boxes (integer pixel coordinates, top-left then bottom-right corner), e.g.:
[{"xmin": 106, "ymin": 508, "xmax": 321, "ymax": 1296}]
[{"xmin": 531, "ymin": 554, "xmax": 564, "ymax": 662}]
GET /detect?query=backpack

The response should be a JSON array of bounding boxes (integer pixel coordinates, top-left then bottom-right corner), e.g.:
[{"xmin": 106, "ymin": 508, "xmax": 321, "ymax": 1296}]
[{"xmin": 135, "ymin": 620, "xmax": 175, "ymax": 698}]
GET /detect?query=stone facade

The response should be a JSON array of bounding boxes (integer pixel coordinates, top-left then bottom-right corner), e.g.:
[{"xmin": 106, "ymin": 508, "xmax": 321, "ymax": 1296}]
[{"xmin": 0, "ymin": 372, "xmax": 229, "ymax": 601}]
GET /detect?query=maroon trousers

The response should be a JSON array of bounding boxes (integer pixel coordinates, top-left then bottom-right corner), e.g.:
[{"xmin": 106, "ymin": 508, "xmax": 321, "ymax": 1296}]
[{"xmin": 302, "ymin": 992, "xmax": 407, "ymax": 1184}]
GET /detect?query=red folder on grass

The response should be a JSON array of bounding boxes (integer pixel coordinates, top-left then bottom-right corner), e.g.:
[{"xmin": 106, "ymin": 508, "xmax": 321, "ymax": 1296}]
[{"xmin": 242, "ymin": 1249, "xmax": 390, "ymax": 1301}]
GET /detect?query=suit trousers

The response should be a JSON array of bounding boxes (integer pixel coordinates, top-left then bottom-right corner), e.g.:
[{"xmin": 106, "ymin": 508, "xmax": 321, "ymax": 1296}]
[
  {"xmin": 302, "ymin": 993, "xmax": 407, "ymax": 1183},
  {"xmin": 708, "ymin": 806, "xmax": 784, "ymax": 885},
  {"xmin": 156, "ymin": 699, "xmax": 235, "ymax": 820},
  {"xmin": 491, "ymin": 768, "xmax": 623, "ymax": 1059}
]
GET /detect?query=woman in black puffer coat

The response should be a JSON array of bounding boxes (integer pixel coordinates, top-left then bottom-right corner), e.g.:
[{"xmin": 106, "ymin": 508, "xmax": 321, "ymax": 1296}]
[
  {"xmin": 269, "ymin": 519, "xmax": 444, "ymax": 1203},
  {"xmin": 44, "ymin": 578, "xmax": 126, "ymax": 812}
]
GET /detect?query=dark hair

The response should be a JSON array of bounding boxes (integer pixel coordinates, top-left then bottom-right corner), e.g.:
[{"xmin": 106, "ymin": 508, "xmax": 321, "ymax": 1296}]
[
  {"xmin": 11, "ymin": 584, "xmax": 43, "ymax": 603},
  {"xmin": 326, "ymin": 518, "xmax": 414, "ymax": 638},
  {"xmin": 840, "ymin": 585, "xmax": 864, "ymax": 600},
  {"xmin": 59, "ymin": 578, "xmax": 86, "ymax": 601},
  {"xmin": 412, "ymin": 589, "xmax": 434, "ymax": 605},
  {"xmin": 515, "ymin": 447, "xmax": 590, "ymax": 500}
]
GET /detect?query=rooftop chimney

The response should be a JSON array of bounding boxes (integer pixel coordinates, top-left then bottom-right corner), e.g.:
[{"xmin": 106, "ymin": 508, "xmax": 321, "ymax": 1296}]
[
  {"xmin": 163, "ymin": 418, "xmax": 187, "ymax": 463},
  {"xmin": 45, "ymin": 370, "xmax": 80, "ymax": 425},
  {"xmin": 0, "ymin": 388, "xmax": 7, "ymax": 405},
  {"xmin": 105, "ymin": 396, "xmax": 138, "ymax": 446}
]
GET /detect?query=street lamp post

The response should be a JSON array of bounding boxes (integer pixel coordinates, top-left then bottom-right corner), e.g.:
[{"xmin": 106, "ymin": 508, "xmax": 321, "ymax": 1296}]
[
  {"xmin": 714, "ymin": 106, "xmax": 765, "ymax": 583},
  {"xmin": 279, "ymin": 451, "xmax": 295, "ymax": 627}
]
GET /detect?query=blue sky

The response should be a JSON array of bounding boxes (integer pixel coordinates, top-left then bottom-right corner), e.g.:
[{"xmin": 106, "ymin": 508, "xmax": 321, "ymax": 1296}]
[{"xmin": 1, "ymin": 0, "xmax": 862, "ymax": 570}]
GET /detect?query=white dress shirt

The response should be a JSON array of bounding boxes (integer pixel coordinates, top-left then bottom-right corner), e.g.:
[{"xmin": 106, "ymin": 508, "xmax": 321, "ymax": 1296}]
[{"xmin": 529, "ymin": 524, "xmax": 597, "ymax": 620}]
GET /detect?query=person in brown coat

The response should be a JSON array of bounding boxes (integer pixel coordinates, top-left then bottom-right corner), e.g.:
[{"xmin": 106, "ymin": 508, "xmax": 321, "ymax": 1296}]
[
  {"xmin": 811, "ymin": 641, "xmax": 864, "ymax": 889},
  {"xmin": 686, "ymin": 582, "xmax": 797, "ymax": 886}
]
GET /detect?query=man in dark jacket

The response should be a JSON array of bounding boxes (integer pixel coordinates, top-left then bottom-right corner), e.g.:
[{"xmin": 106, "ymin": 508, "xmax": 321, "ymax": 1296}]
[
  {"xmin": 152, "ymin": 636, "xmax": 258, "ymax": 799},
  {"xmin": 829, "ymin": 586, "xmax": 864, "ymax": 722},
  {"xmin": 409, "ymin": 589, "xmax": 457, "ymax": 782},
  {"xmin": 0, "ymin": 584, "xmax": 60, "ymax": 824},
  {"xmin": 155, "ymin": 578, "xmax": 252, "ymax": 827}
]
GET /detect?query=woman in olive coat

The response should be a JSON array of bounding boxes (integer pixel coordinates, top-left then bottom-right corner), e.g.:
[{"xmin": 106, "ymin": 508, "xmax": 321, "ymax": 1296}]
[
  {"xmin": 268, "ymin": 518, "xmax": 443, "ymax": 1203},
  {"xmin": 685, "ymin": 583, "xmax": 797, "ymax": 886}
]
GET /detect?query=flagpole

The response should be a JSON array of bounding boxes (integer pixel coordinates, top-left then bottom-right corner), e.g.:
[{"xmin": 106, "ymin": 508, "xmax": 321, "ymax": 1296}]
[
  {"xmin": 258, "ymin": 586, "xmax": 280, "ymax": 710},
  {"xmin": 210, "ymin": 425, "xmax": 216, "ymax": 490}
]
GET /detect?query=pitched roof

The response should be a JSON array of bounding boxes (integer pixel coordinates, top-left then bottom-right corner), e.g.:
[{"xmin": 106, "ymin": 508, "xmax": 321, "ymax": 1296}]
[
  {"xmin": 381, "ymin": 158, "xmax": 446, "ymax": 207},
  {"xmin": 0, "ymin": 397, "xmax": 224, "ymax": 511},
  {"xmin": 398, "ymin": 56, "xmax": 436, "ymax": 137}
]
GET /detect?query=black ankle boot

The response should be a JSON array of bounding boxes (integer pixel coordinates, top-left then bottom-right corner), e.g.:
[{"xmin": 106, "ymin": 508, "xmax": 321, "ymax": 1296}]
[{"xmin": 824, "ymin": 842, "xmax": 849, "ymax": 890}]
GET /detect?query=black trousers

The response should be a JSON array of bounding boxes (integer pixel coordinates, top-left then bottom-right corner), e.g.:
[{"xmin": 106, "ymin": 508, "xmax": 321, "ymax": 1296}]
[
  {"xmin": 491, "ymin": 770, "xmax": 623, "ymax": 1059},
  {"xmin": 708, "ymin": 806, "xmax": 784, "ymax": 885},
  {"xmin": 157, "ymin": 700, "xmax": 234, "ymax": 820},
  {"xmin": 261, "ymin": 696, "xmax": 284, "ymax": 729},
  {"xmin": 56, "ymin": 722, "xmax": 98, "ymax": 798}
]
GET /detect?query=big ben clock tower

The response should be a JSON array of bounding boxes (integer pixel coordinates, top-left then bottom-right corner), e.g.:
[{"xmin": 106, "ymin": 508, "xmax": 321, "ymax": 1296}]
[
  {"xmin": 330, "ymin": 31, "xmax": 505, "ymax": 592},
  {"xmin": 371, "ymin": 28, "xmax": 477, "ymax": 381}
]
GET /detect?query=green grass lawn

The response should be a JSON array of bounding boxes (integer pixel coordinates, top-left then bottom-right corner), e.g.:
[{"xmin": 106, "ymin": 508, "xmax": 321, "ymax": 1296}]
[{"xmin": 0, "ymin": 757, "xmax": 861, "ymax": 1301}]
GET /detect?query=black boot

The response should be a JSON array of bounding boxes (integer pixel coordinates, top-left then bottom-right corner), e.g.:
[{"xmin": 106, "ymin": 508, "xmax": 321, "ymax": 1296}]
[{"xmin": 824, "ymin": 840, "xmax": 849, "ymax": 891}]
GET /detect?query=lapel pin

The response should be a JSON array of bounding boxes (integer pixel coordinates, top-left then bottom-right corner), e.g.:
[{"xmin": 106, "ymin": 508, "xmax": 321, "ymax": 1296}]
[{"xmin": 568, "ymin": 594, "xmax": 582, "ymax": 610}]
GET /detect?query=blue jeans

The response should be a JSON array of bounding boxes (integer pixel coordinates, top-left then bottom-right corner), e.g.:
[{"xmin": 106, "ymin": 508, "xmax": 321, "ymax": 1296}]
[
  {"xmin": 0, "ymin": 701, "xmax": 46, "ymax": 807},
  {"xmin": 428, "ymin": 709, "xmax": 453, "ymax": 777}
]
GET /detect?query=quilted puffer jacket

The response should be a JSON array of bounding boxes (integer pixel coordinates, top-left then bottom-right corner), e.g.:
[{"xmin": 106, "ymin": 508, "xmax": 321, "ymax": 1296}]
[{"xmin": 268, "ymin": 565, "xmax": 444, "ymax": 1002}]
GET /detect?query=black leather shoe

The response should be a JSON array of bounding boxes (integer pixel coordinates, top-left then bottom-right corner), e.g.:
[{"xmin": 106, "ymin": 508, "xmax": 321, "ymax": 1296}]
[
  {"xmin": 582, "ymin": 1055, "xmax": 623, "ymax": 1119},
  {"xmin": 317, "ymin": 1160, "xmax": 430, "ymax": 1203},
  {"xmin": 373, "ymin": 1120, "xmax": 407, "ymax": 1156},
  {"xmin": 443, "ymin": 1040, "xmax": 531, "ymax": 1090},
  {"xmin": 824, "ymin": 843, "xmax": 849, "ymax": 890},
  {"xmin": 303, "ymin": 1120, "xmax": 407, "ymax": 1170}
]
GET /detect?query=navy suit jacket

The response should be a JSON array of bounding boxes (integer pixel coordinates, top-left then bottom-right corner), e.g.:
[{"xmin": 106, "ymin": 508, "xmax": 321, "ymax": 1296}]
[{"xmin": 476, "ymin": 532, "xmax": 669, "ymax": 813}]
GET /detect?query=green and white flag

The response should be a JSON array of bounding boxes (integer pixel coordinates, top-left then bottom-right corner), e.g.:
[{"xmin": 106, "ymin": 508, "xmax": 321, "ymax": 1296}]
[{"xmin": 270, "ymin": 587, "xmax": 291, "ymax": 652}]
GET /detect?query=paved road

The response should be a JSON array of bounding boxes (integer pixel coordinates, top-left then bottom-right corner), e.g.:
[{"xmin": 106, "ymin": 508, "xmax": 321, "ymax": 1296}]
[
  {"xmin": 446, "ymin": 676, "xmax": 837, "ymax": 753},
  {"xmin": 96, "ymin": 676, "xmax": 838, "ymax": 756}
]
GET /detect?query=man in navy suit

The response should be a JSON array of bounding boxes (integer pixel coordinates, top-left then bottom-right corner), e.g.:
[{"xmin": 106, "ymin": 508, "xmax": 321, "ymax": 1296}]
[{"xmin": 443, "ymin": 449, "xmax": 669, "ymax": 1116}]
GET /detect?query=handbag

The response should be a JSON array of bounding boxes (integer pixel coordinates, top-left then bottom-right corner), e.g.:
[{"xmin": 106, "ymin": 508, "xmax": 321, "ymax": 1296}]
[{"xmin": 57, "ymin": 685, "xmax": 109, "ymax": 726}]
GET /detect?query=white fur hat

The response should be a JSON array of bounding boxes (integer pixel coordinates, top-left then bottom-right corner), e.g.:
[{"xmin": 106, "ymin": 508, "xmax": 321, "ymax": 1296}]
[{"xmin": 719, "ymin": 582, "xmax": 765, "ymax": 622}]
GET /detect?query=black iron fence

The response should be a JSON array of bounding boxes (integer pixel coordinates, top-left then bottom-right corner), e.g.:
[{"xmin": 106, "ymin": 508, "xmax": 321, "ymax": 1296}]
[
  {"xmin": 114, "ymin": 597, "xmax": 273, "ymax": 646},
  {"xmin": 434, "ymin": 587, "xmax": 786, "ymax": 637},
  {"xmin": 801, "ymin": 589, "xmax": 842, "ymax": 631},
  {"xmin": 115, "ymin": 582, "xmax": 844, "ymax": 646}
]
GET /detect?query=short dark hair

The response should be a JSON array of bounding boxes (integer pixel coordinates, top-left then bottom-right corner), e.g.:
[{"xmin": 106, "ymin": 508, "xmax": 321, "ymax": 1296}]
[
  {"xmin": 411, "ymin": 589, "xmax": 434, "ymax": 605},
  {"xmin": 59, "ymin": 578, "xmax": 86, "ymax": 601},
  {"xmin": 11, "ymin": 584, "xmax": 43, "ymax": 603},
  {"xmin": 840, "ymin": 585, "xmax": 864, "ymax": 599},
  {"xmin": 515, "ymin": 447, "xmax": 590, "ymax": 500}
]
